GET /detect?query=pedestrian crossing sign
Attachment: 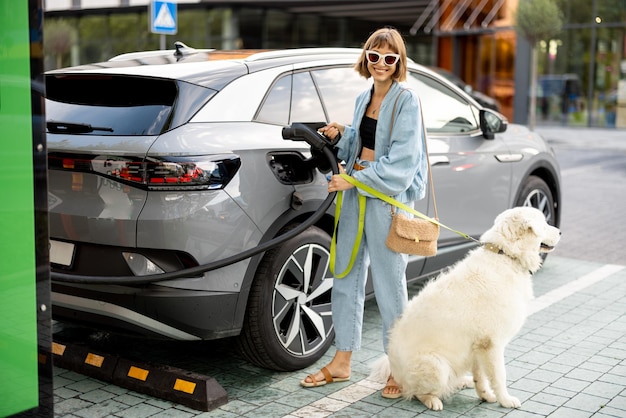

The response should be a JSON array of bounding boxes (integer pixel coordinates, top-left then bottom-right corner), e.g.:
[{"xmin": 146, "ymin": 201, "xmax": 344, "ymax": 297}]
[{"xmin": 150, "ymin": 0, "xmax": 177, "ymax": 35}]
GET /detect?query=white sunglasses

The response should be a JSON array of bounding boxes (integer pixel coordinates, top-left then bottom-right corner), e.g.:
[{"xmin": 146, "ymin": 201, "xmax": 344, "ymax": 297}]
[{"xmin": 365, "ymin": 50, "xmax": 400, "ymax": 66}]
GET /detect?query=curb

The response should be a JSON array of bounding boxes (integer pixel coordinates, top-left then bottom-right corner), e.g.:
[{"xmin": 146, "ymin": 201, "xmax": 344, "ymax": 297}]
[{"xmin": 52, "ymin": 340, "xmax": 228, "ymax": 412}]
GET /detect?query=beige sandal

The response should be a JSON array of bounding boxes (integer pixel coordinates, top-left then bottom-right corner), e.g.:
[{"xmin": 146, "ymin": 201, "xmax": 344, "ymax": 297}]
[
  {"xmin": 382, "ymin": 378, "xmax": 403, "ymax": 399},
  {"xmin": 300, "ymin": 366, "xmax": 350, "ymax": 387}
]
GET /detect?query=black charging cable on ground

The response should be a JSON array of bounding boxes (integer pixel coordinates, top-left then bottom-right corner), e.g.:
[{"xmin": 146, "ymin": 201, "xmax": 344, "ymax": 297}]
[{"xmin": 51, "ymin": 123, "xmax": 339, "ymax": 285}]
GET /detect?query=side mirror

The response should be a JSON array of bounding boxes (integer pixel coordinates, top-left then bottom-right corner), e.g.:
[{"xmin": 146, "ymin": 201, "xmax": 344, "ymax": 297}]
[{"xmin": 480, "ymin": 108, "xmax": 508, "ymax": 139}]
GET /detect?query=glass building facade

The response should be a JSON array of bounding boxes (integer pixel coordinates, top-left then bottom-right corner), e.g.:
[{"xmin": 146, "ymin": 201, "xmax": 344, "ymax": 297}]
[
  {"xmin": 43, "ymin": 0, "xmax": 626, "ymax": 128},
  {"xmin": 540, "ymin": 0, "xmax": 626, "ymax": 128}
]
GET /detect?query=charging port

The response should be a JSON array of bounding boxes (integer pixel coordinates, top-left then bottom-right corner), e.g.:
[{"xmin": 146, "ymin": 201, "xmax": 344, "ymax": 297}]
[{"xmin": 267, "ymin": 152, "xmax": 315, "ymax": 185}]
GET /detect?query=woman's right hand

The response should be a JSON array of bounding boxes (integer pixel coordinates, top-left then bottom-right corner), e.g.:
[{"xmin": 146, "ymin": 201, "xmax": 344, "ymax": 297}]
[
  {"xmin": 318, "ymin": 122, "xmax": 344, "ymax": 140},
  {"xmin": 328, "ymin": 164, "xmax": 354, "ymax": 192}
]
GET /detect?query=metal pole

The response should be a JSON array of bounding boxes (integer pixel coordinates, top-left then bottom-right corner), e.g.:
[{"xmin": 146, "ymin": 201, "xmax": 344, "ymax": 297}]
[
  {"xmin": 587, "ymin": 0, "xmax": 597, "ymax": 127},
  {"xmin": 513, "ymin": 36, "xmax": 531, "ymax": 125}
]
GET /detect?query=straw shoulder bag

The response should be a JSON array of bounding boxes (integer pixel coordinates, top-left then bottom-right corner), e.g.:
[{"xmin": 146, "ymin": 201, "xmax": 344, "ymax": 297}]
[{"xmin": 384, "ymin": 89, "xmax": 439, "ymax": 256}]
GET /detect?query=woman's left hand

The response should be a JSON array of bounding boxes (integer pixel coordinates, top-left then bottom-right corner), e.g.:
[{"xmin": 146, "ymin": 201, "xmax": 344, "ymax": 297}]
[
  {"xmin": 318, "ymin": 122, "xmax": 344, "ymax": 140},
  {"xmin": 328, "ymin": 164, "xmax": 355, "ymax": 192}
]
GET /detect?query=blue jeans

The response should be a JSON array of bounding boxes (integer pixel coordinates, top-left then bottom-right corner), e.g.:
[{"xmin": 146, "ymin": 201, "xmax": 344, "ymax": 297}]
[{"xmin": 331, "ymin": 187, "xmax": 409, "ymax": 352}]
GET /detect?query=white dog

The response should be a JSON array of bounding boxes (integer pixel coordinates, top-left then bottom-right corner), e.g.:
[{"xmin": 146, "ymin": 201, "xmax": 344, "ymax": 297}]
[{"xmin": 370, "ymin": 207, "xmax": 561, "ymax": 410}]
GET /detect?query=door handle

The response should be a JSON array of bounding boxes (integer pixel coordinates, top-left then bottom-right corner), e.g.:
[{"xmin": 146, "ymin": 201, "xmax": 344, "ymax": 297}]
[{"xmin": 429, "ymin": 156, "xmax": 450, "ymax": 166}]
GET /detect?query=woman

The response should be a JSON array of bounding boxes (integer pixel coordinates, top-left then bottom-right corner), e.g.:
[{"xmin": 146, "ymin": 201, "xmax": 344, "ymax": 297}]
[{"xmin": 300, "ymin": 27, "xmax": 428, "ymax": 398}]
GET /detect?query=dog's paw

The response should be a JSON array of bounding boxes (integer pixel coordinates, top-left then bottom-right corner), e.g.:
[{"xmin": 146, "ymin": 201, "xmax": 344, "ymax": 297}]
[
  {"xmin": 417, "ymin": 394, "xmax": 443, "ymax": 411},
  {"xmin": 499, "ymin": 395, "xmax": 521, "ymax": 408},
  {"xmin": 478, "ymin": 389, "xmax": 497, "ymax": 403}
]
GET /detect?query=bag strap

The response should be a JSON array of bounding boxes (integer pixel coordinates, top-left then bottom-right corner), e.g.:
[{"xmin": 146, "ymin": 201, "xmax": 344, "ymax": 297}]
[
  {"xmin": 421, "ymin": 105, "xmax": 438, "ymax": 220},
  {"xmin": 389, "ymin": 89, "xmax": 437, "ymax": 220}
]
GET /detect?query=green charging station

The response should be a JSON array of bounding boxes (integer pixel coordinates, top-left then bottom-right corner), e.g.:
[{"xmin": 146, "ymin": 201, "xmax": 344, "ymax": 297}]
[{"xmin": 0, "ymin": 0, "xmax": 52, "ymax": 416}]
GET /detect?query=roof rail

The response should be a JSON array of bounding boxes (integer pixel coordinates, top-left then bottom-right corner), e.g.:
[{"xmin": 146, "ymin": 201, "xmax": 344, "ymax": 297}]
[
  {"xmin": 245, "ymin": 47, "xmax": 362, "ymax": 62},
  {"xmin": 107, "ymin": 45, "xmax": 419, "ymax": 65},
  {"xmin": 107, "ymin": 46, "xmax": 359, "ymax": 63},
  {"xmin": 109, "ymin": 42, "xmax": 215, "ymax": 62}
]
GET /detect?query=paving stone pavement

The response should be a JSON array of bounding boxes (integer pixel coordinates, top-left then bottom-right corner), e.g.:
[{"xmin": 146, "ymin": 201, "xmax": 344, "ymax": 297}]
[
  {"xmin": 51, "ymin": 257, "xmax": 626, "ymax": 418},
  {"xmin": 50, "ymin": 127, "xmax": 626, "ymax": 418}
]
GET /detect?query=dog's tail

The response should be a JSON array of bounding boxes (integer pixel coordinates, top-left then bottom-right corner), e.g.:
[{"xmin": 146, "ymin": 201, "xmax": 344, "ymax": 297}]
[
  {"xmin": 402, "ymin": 354, "xmax": 455, "ymax": 400},
  {"xmin": 368, "ymin": 354, "xmax": 392, "ymax": 383}
]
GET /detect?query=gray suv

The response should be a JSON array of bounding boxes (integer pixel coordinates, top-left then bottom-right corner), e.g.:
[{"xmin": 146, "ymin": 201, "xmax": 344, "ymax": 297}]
[{"xmin": 46, "ymin": 46, "xmax": 561, "ymax": 371}]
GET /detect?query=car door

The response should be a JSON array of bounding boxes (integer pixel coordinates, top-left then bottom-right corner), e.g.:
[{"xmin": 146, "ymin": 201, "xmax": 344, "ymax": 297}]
[{"xmin": 406, "ymin": 70, "xmax": 513, "ymax": 249}]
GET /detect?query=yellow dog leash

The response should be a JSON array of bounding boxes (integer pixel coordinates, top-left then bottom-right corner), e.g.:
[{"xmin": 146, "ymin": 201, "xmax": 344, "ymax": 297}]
[{"xmin": 329, "ymin": 173, "xmax": 480, "ymax": 278}]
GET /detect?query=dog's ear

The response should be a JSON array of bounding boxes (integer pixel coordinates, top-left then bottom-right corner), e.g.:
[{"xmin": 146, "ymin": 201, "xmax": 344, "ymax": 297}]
[
  {"xmin": 522, "ymin": 212, "xmax": 546, "ymax": 236},
  {"xmin": 525, "ymin": 219, "xmax": 541, "ymax": 236}
]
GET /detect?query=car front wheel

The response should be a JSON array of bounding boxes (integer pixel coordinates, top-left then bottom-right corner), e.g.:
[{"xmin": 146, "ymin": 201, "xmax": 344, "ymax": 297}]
[
  {"xmin": 236, "ymin": 225, "xmax": 334, "ymax": 371},
  {"xmin": 515, "ymin": 175, "xmax": 556, "ymax": 225}
]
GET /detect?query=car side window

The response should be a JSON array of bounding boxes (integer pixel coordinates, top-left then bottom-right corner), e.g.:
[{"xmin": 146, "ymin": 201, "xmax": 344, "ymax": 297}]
[
  {"xmin": 406, "ymin": 71, "xmax": 479, "ymax": 134},
  {"xmin": 312, "ymin": 67, "xmax": 370, "ymax": 125},
  {"xmin": 290, "ymin": 72, "xmax": 326, "ymax": 123},
  {"xmin": 256, "ymin": 75, "xmax": 291, "ymax": 125}
]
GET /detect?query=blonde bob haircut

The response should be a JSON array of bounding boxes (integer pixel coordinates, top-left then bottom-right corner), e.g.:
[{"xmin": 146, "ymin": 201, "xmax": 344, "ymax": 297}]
[{"xmin": 355, "ymin": 27, "xmax": 408, "ymax": 82}]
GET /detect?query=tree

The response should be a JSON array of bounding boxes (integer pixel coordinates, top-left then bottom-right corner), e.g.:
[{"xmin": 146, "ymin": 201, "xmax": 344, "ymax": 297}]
[
  {"xmin": 514, "ymin": 0, "xmax": 563, "ymax": 130},
  {"xmin": 44, "ymin": 20, "xmax": 75, "ymax": 69}
]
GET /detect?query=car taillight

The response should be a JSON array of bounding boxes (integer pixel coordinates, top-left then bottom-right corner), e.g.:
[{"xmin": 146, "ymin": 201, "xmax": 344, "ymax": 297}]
[{"xmin": 48, "ymin": 153, "xmax": 241, "ymax": 191}]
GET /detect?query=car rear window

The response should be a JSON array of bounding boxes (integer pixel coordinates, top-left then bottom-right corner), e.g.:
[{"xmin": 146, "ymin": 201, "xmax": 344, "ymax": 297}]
[{"xmin": 45, "ymin": 75, "xmax": 214, "ymax": 135}]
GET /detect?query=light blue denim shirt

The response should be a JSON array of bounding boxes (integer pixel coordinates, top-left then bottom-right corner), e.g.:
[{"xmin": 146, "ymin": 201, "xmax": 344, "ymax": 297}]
[{"xmin": 335, "ymin": 81, "xmax": 428, "ymax": 203}]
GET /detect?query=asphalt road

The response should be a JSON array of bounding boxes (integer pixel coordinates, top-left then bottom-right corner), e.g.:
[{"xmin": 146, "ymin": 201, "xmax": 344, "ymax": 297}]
[{"xmin": 536, "ymin": 127, "xmax": 626, "ymax": 266}]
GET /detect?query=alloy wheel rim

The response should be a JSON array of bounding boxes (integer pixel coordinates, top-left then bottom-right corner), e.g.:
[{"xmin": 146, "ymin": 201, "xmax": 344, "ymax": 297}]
[
  {"xmin": 522, "ymin": 189, "xmax": 553, "ymax": 224},
  {"xmin": 272, "ymin": 243, "xmax": 334, "ymax": 356}
]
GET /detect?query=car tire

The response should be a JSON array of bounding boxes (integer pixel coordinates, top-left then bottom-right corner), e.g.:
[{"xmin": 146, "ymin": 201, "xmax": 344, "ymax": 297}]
[
  {"xmin": 515, "ymin": 175, "xmax": 556, "ymax": 226},
  {"xmin": 236, "ymin": 225, "xmax": 335, "ymax": 371}
]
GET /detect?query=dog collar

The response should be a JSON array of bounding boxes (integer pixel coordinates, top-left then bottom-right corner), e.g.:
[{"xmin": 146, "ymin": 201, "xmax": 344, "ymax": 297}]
[
  {"xmin": 482, "ymin": 241, "xmax": 519, "ymax": 263},
  {"xmin": 481, "ymin": 242, "xmax": 533, "ymax": 275},
  {"xmin": 482, "ymin": 242, "xmax": 504, "ymax": 255}
]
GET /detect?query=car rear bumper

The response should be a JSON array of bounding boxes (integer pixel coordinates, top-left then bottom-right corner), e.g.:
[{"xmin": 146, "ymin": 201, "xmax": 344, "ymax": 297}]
[{"xmin": 51, "ymin": 283, "xmax": 241, "ymax": 340}]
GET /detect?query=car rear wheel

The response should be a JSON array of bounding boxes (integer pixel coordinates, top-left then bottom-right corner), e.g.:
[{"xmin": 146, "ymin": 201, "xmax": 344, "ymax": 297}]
[
  {"xmin": 236, "ymin": 225, "xmax": 334, "ymax": 371},
  {"xmin": 515, "ymin": 175, "xmax": 556, "ymax": 225}
]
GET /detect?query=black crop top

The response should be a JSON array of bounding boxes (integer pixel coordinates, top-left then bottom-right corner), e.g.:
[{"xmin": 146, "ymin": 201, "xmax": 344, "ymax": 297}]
[{"xmin": 360, "ymin": 116, "xmax": 377, "ymax": 150}]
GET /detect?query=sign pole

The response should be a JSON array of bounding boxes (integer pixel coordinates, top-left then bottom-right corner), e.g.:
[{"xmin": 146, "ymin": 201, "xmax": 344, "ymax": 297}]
[{"xmin": 150, "ymin": 0, "xmax": 178, "ymax": 50}]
